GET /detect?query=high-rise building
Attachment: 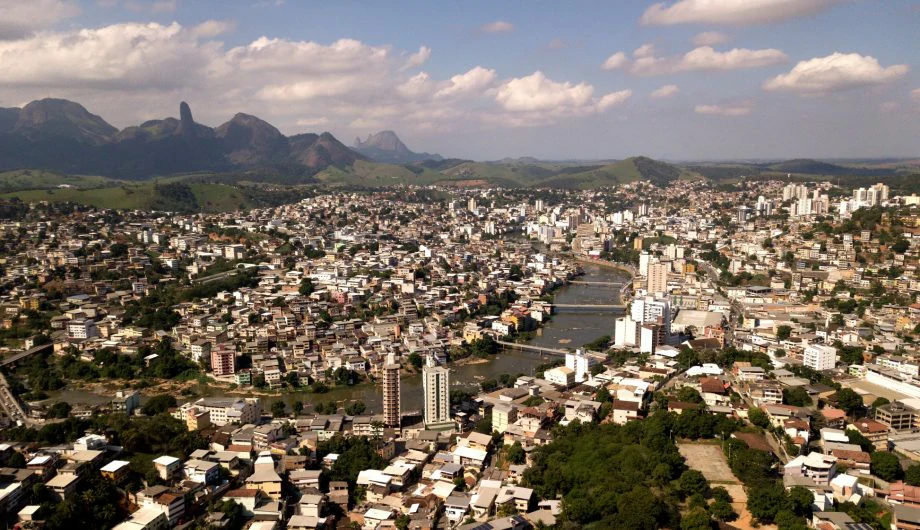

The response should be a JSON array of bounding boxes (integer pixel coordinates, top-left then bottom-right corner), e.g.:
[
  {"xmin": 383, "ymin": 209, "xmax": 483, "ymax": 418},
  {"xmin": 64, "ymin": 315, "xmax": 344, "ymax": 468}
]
[
  {"xmin": 211, "ymin": 345, "xmax": 236, "ymax": 376},
  {"xmin": 631, "ymin": 296, "xmax": 671, "ymax": 340},
  {"xmin": 422, "ymin": 356, "xmax": 451, "ymax": 428},
  {"xmin": 565, "ymin": 349, "xmax": 597, "ymax": 383},
  {"xmin": 803, "ymin": 344, "xmax": 838, "ymax": 371},
  {"xmin": 647, "ymin": 262, "xmax": 669, "ymax": 295},
  {"xmin": 382, "ymin": 352, "xmax": 401, "ymax": 427},
  {"xmin": 638, "ymin": 251, "xmax": 651, "ymax": 277}
]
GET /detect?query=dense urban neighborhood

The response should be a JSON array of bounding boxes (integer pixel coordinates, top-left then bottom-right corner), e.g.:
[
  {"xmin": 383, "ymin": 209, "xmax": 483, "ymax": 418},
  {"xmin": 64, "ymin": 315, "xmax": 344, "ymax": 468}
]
[{"xmin": 0, "ymin": 176, "xmax": 916, "ymax": 530}]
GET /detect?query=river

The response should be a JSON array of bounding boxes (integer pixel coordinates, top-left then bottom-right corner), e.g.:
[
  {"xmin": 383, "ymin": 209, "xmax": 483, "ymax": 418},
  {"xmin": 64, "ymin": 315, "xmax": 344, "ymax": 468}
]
[{"xmin": 52, "ymin": 262, "xmax": 628, "ymax": 414}]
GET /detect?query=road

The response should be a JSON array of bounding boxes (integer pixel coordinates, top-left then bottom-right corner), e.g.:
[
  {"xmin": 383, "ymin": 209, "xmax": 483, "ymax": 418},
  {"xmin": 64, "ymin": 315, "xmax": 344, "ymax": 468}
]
[{"xmin": 0, "ymin": 371, "xmax": 32, "ymax": 426}]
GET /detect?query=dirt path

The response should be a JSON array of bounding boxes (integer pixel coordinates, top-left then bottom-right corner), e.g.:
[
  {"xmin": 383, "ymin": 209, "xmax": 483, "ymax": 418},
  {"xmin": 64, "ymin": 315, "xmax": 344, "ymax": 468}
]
[{"xmin": 678, "ymin": 442, "xmax": 775, "ymax": 530}]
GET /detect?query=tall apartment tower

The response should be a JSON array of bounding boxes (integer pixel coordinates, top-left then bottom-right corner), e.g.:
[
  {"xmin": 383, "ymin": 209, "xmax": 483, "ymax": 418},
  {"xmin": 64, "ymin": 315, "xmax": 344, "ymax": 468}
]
[
  {"xmin": 210, "ymin": 345, "xmax": 236, "ymax": 377},
  {"xmin": 382, "ymin": 352, "xmax": 401, "ymax": 428},
  {"xmin": 422, "ymin": 356, "xmax": 451, "ymax": 428},
  {"xmin": 647, "ymin": 262, "xmax": 669, "ymax": 295}
]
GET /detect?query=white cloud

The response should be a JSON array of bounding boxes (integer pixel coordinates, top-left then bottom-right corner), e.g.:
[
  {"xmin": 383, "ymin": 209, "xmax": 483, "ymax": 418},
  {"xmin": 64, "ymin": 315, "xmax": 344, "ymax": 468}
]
[
  {"xmin": 493, "ymin": 72, "xmax": 630, "ymax": 126},
  {"xmin": 495, "ymin": 71, "xmax": 594, "ymax": 112},
  {"xmin": 479, "ymin": 21, "xmax": 514, "ymax": 33},
  {"xmin": 601, "ymin": 52, "xmax": 628, "ymax": 71},
  {"xmin": 641, "ymin": 0, "xmax": 839, "ymax": 26},
  {"xmin": 0, "ymin": 22, "xmax": 211, "ymax": 90},
  {"xmin": 401, "ymin": 46, "xmax": 431, "ymax": 70},
  {"xmin": 692, "ymin": 31, "xmax": 729, "ymax": 46},
  {"xmin": 398, "ymin": 72, "xmax": 435, "ymax": 98},
  {"xmin": 695, "ymin": 103, "xmax": 751, "ymax": 116},
  {"xmin": 0, "ymin": 0, "xmax": 80, "ymax": 40},
  {"xmin": 632, "ymin": 45, "xmax": 787, "ymax": 76},
  {"xmin": 190, "ymin": 19, "xmax": 236, "ymax": 39},
  {"xmin": 596, "ymin": 90, "xmax": 633, "ymax": 111},
  {"xmin": 0, "ymin": 20, "xmax": 635, "ymax": 136},
  {"xmin": 764, "ymin": 52, "xmax": 909, "ymax": 94},
  {"xmin": 650, "ymin": 84, "xmax": 679, "ymax": 99},
  {"xmin": 633, "ymin": 44, "xmax": 656, "ymax": 58},
  {"xmin": 434, "ymin": 66, "xmax": 497, "ymax": 98},
  {"xmin": 912, "ymin": 88, "xmax": 920, "ymax": 101}
]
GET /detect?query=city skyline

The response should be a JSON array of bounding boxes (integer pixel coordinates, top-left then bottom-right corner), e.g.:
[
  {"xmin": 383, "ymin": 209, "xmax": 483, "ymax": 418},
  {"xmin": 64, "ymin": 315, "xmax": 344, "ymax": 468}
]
[{"xmin": 0, "ymin": 0, "xmax": 916, "ymax": 161}]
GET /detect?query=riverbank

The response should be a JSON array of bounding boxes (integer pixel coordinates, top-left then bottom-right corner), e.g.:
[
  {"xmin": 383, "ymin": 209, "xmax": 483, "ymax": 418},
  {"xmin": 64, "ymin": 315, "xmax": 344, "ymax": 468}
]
[{"xmin": 574, "ymin": 256, "xmax": 636, "ymax": 277}]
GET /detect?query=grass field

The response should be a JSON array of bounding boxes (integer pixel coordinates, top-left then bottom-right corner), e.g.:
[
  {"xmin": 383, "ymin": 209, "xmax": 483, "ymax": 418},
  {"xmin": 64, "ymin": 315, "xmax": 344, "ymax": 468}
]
[
  {"xmin": 1, "ymin": 182, "xmax": 253, "ymax": 212},
  {"xmin": 0, "ymin": 170, "xmax": 113, "ymax": 191}
]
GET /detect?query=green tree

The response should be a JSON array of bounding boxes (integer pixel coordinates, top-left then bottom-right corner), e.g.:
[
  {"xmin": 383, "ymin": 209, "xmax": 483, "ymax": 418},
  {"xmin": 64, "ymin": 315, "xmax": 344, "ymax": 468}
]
[
  {"xmin": 834, "ymin": 388, "xmax": 863, "ymax": 416},
  {"xmin": 710, "ymin": 500, "xmax": 736, "ymax": 522},
  {"xmin": 407, "ymin": 352, "xmax": 423, "ymax": 370},
  {"xmin": 506, "ymin": 442, "xmax": 526, "ymax": 465},
  {"xmin": 748, "ymin": 407, "xmax": 770, "ymax": 429},
  {"xmin": 680, "ymin": 508, "xmax": 712, "ymax": 530},
  {"xmin": 776, "ymin": 325, "xmax": 792, "ymax": 341},
  {"xmin": 141, "ymin": 395, "xmax": 177, "ymax": 416},
  {"xmin": 782, "ymin": 387, "xmax": 812, "ymax": 407},
  {"xmin": 8, "ymin": 452, "xmax": 26, "ymax": 468},
  {"xmin": 747, "ymin": 483, "xmax": 787, "ymax": 523},
  {"xmin": 678, "ymin": 469, "xmax": 710, "ymax": 498},
  {"xmin": 906, "ymin": 464, "xmax": 920, "ymax": 486},
  {"xmin": 676, "ymin": 387, "xmax": 704, "ymax": 404},
  {"xmin": 299, "ymin": 278, "xmax": 315, "ymax": 296},
  {"xmin": 871, "ymin": 451, "xmax": 902, "ymax": 482},
  {"xmin": 271, "ymin": 401, "xmax": 286, "ymax": 418},
  {"xmin": 292, "ymin": 400, "xmax": 304, "ymax": 416}
]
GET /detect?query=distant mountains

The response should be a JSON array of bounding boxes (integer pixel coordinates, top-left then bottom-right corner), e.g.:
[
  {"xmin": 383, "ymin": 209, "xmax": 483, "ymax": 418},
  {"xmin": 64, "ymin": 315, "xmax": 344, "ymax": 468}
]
[
  {"xmin": 353, "ymin": 130, "xmax": 442, "ymax": 164},
  {"xmin": 0, "ymin": 98, "xmax": 362, "ymax": 178}
]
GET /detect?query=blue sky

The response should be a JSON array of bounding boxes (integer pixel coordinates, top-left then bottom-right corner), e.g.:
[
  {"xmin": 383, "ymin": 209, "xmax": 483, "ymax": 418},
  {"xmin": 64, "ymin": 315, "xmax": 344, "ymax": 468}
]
[{"xmin": 0, "ymin": 0, "xmax": 917, "ymax": 160}]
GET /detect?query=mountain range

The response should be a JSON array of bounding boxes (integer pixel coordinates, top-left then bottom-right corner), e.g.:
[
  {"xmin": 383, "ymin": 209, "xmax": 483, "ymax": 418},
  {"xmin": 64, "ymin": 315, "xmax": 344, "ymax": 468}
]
[
  {"xmin": 353, "ymin": 130, "xmax": 442, "ymax": 164},
  {"xmin": 0, "ymin": 99, "xmax": 362, "ymax": 178}
]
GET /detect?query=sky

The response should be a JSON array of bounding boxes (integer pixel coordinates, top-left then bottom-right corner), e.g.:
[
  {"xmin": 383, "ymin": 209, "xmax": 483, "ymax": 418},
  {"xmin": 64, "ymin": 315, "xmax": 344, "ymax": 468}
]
[{"xmin": 0, "ymin": 0, "xmax": 917, "ymax": 161}]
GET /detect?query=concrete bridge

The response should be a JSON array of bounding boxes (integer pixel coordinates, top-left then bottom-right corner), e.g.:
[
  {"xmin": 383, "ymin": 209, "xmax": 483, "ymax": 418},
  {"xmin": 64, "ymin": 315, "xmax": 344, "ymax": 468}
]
[
  {"xmin": 495, "ymin": 340, "xmax": 570, "ymax": 357},
  {"xmin": 0, "ymin": 343, "xmax": 53, "ymax": 367},
  {"xmin": 552, "ymin": 303, "xmax": 625, "ymax": 312},
  {"xmin": 568, "ymin": 281, "xmax": 625, "ymax": 287}
]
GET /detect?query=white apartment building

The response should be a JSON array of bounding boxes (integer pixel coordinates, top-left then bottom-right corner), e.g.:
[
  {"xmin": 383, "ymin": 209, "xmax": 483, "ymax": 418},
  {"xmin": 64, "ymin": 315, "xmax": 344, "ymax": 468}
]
[
  {"xmin": 803, "ymin": 344, "xmax": 838, "ymax": 371},
  {"xmin": 565, "ymin": 349, "xmax": 597, "ymax": 383},
  {"xmin": 422, "ymin": 356, "xmax": 451, "ymax": 428}
]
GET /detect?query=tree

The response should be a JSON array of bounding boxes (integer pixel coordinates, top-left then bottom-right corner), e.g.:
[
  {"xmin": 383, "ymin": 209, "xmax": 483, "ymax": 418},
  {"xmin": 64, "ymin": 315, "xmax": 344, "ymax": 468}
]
[
  {"xmin": 506, "ymin": 442, "xmax": 526, "ymax": 465},
  {"xmin": 871, "ymin": 451, "xmax": 902, "ymax": 482},
  {"xmin": 271, "ymin": 401, "xmax": 286, "ymax": 418},
  {"xmin": 678, "ymin": 469, "xmax": 710, "ymax": 498},
  {"xmin": 46, "ymin": 401, "xmax": 72, "ymax": 419},
  {"xmin": 782, "ymin": 387, "xmax": 812, "ymax": 407},
  {"xmin": 407, "ymin": 352, "xmax": 423, "ymax": 370},
  {"xmin": 680, "ymin": 508, "xmax": 712, "ymax": 530},
  {"xmin": 871, "ymin": 397, "xmax": 890, "ymax": 409},
  {"xmin": 747, "ymin": 483, "xmax": 787, "ymax": 523},
  {"xmin": 141, "ymin": 395, "xmax": 177, "ymax": 416},
  {"xmin": 748, "ymin": 407, "xmax": 770, "ymax": 429},
  {"xmin": 710, "ymin": 500, "xmax": 736, "ymax": 522},
  {"xmin": 776, "ymin": 325, "xmax": 792, "ymax": 341},
  {"xmin": 907, "ymin": 464, "xmax": 920, "ymax": 487},
  {"xmin": 292, "ymin": 400, "xmax": 304, "ymax": 416},
  {"xmin": 787, "ymin": 486, "xmax": 814, "ymax": 517},
  {"xmin": 8, "ymin": 452, "xmax": 26, "ymax": 468},
  {"xmin": 835, "ymin": 388, "xmax": 863, "ymax": 416},
  {"xmin": 711, "ymin": 487, "xmax": 732, "ymax": 504},
  {"xmin": 676, "ymin": 387, "xmax": 704, "ymax": 404},
  {"xmin": 299, "ymin": 278, "xmax": 315, "ymax": 296}
]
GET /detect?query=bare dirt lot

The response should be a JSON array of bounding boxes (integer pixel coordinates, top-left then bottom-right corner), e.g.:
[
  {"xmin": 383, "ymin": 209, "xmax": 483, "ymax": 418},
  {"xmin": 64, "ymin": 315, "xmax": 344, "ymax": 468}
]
[{"xmin": 678, "ymin": 442, "xmax": 775, "ymax": 530}]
